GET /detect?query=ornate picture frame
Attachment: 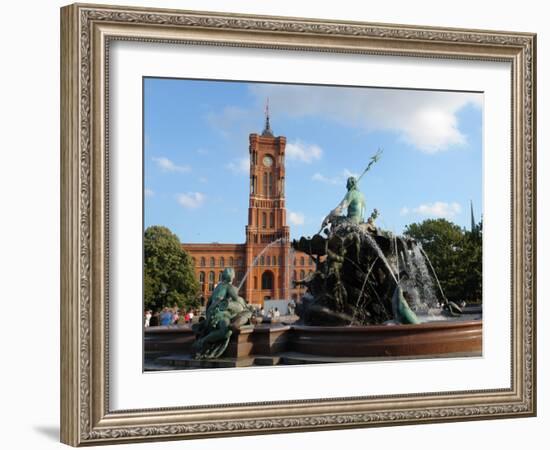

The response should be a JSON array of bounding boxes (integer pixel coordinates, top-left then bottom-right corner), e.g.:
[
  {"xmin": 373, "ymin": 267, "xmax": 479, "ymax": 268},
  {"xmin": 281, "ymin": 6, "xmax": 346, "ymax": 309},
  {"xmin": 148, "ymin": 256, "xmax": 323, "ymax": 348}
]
[{"xmin": 60, "ymin": 3, "xmax": 536, "ymax": 446}]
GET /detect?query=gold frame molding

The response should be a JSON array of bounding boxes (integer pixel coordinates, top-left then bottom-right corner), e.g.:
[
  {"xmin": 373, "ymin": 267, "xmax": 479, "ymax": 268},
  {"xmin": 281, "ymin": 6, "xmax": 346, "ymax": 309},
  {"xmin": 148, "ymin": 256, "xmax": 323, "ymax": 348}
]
[{"xmin": 60, "ymin": 3, "xmax": 536, "ymax": 446}]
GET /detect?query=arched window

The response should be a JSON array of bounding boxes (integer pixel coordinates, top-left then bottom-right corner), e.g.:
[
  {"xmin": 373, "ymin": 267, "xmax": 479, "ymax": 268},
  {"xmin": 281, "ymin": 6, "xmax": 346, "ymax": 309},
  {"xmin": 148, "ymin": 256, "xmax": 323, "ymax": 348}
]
[
  {"xmin": 261, "ymin": 271, "xmax": 274, "ymax": 290},
  {"xmin": 218, "ymin": 271, "xmax": 223, "ymax": 282},
  {"xmin": 292, "ymin": 270, "xmax": 297, "ymax": 281},
  {"xmin": 300, "ymin": 270, "xmax": 305, "ymax": 280},
  {"xmin": 199, "ymin": 271, "xmax": 205, "ymax": 284},
  {"xmin": 263, "ymin": 172, "xmax": 268, "ymax": 196},
  {"xmin": 269, "ymin": 212, "xmax": 274, "ymax": 228},
  {"xmin": 200, "ymin": 257, "xmax": 206, "ymax": 267},
  {"xmin": 260, "ymin": 255, "xmax": 265, "ymax": 266},
  {"xmin": 268, "ymin": 172, "xmax": 273, "ymax": 196},
  {"xmin": 220, "ymin": 256, "xmax": 225, "ymax": 268},
  {"xmin": 208, "ymin": 271, "xmax": 215, "ymax": 291},
  {"xmin": 266, "ymin": 255, "xmax": 271, "ymax": 266},
  {"xmin": 262, "ymin": 212, "xmax": 267, "ymax": 228},
  {"xmin": 192, "ymin": 257, "xmax": 196, "ymax": 267},
  {"xmin": 229, "ymin": 256, "xmax": 234, "ymax": 267},
  {"xmin": 300, "ymin": 256, "xmax": 305, "ymax": 266},
  {"xmin": 254, "ymin": 276, "xmax": 258, "ymax": 290},
  {"xmin": 210, "ymin": 257, "xmax": 215, "ymax": 267}
]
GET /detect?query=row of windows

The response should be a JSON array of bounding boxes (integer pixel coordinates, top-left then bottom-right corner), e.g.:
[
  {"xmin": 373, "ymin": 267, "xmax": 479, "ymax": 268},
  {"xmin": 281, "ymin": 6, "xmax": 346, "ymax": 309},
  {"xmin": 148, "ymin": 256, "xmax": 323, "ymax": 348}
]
[
  {"xmin": 198, "ymin": 269, "xmax": 314, "ymax": 292},
  {"xmin": 193, "ymin": 255, "xmax": 315, "ymax": 268},
  {"xmin": 257, "ymin": 255, "xmax": 281, "ymax": 266},
  {"xmin": 251, "ymin": 255, "xmax": 315, "ymax": 266},
  {"xmin": 194, "ymin": 256, "xmax": 244, "ymax": 268}
]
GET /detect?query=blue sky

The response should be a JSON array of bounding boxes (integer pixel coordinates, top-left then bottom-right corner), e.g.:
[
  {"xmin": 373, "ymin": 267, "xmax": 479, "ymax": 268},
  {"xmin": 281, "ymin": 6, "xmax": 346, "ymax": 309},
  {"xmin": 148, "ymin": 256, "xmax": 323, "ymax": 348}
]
[{"xmin": 144, "ymin": 78, "xmax": 483, "ymax": 244}]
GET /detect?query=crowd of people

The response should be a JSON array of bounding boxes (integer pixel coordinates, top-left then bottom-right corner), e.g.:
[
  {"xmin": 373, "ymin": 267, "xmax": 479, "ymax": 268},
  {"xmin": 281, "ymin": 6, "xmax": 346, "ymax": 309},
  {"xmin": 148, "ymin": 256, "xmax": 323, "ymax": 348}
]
[
  {"xmin": 144, "ymin": 305, "xmax": 198, "ymax": 328},
  {"xmin": 145, "ymin": 299, "xmax": 299, "ymax": 328}
]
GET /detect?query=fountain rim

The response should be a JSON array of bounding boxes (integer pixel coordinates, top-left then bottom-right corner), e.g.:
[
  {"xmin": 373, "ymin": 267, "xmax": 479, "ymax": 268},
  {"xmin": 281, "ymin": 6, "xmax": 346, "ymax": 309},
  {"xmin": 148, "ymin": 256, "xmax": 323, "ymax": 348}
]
[{"xmin": 291, "ymin": 320, "xmax": 481, "ymax": 333}]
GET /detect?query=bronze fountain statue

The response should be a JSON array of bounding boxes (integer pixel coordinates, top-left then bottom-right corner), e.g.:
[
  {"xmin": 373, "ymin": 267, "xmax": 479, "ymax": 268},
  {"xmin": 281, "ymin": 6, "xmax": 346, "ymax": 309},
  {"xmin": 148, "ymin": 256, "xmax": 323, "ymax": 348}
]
[{"xmin": 191, "ymin": 267, "xmax": 253, "ymax": 359}]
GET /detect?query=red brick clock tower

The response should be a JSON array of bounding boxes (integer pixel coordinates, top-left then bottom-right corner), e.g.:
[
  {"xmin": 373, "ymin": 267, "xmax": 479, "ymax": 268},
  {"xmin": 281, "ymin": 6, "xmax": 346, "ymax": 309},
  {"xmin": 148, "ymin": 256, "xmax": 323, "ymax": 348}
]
[
  {"xmin": 182, "ymin": 105, "xmax": 313, "ymax": 306},
  {"xmin": 244, "ymin": 107, "xmax": 291, "ymax": 303}
]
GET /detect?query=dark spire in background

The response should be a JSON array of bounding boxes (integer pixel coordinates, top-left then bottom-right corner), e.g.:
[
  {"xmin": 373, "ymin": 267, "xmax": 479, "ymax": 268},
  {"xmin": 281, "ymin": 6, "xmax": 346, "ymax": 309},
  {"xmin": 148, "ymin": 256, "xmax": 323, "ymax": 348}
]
[{"xmin": 261, "ymin": 98, "xmax": 274, "ymax": 137}]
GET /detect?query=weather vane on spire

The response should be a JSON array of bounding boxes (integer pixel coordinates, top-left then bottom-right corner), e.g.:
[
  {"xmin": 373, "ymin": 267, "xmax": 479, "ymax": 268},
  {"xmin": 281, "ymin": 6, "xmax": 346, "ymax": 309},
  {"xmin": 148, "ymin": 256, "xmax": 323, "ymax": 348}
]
[{"xmin": 262, "ymin": 97, "xmax": 273, "ymax": 137}]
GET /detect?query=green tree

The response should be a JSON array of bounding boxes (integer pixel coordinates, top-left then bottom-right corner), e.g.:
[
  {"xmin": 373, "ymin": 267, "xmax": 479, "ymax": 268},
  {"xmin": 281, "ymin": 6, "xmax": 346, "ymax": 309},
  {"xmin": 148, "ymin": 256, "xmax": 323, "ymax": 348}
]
[
  {"xmin": 144, "ymin": 226, "xmax": 200, "ymax": 312},
  {"xmin": 459, "ymin": 224, "xmax": 483, "ymax": 303},
  {"xmin": 404, "ymin": 218, "xmax": 482, "ymax": 304}
]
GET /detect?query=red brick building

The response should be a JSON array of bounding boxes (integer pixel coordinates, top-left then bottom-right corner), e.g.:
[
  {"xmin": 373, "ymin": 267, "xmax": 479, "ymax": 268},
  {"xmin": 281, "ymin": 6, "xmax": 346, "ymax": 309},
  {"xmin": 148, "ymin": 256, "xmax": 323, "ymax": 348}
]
[{"xmin": 182, "ymin": 114, "xmax": 314, "ymax": 306}]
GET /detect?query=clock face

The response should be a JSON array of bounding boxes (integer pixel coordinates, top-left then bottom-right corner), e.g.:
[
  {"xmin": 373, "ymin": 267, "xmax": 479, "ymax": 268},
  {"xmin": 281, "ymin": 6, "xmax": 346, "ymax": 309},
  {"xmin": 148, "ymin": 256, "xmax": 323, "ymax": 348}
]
[{"xmin": 263, "ymin": 155, "xmax": 273, "ymax": 167}]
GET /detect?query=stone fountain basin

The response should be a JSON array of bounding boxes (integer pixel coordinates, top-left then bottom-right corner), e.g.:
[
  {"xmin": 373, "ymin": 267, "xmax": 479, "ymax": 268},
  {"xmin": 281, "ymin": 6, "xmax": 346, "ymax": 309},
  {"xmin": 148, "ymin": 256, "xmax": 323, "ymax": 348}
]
[
  {"xmin": 291, "ymin": 320, "xmax": 482, "ymax": 357},
  {"xmin": 145, "ymin": 320, "xmax": 482, "ymax": 361}
]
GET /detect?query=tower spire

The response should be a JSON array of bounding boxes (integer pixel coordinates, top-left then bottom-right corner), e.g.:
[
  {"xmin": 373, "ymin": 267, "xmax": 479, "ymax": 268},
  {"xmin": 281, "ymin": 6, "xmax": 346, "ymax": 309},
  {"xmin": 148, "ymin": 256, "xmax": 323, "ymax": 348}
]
[{"xmin": 262, "ymin": 98, "xmax": 273, "ymax": 137}]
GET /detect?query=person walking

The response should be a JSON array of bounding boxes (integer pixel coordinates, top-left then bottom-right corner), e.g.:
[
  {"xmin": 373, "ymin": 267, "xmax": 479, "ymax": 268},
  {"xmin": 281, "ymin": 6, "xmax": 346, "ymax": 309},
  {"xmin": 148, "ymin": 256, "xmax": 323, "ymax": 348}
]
[{"xmin": 160, "ymin": 307, "xmax": 173, "ymax": 326}]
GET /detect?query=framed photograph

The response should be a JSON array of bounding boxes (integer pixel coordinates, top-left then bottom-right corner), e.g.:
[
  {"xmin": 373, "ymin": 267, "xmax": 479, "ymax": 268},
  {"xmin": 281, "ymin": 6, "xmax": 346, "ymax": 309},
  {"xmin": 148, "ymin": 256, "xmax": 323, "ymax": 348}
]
[{"xmin": 60, "ymin": 3, "xmax": 536, "ymax": 446}]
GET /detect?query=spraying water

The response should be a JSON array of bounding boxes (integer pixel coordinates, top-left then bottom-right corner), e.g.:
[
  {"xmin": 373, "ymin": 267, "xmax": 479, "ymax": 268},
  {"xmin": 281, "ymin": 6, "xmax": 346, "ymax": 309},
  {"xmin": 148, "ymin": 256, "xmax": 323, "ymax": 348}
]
[
  {"xmin": 409, "ymin": 244, "xmax": 440, "ymax": 310},
  {"xmin": 237, "ymin": 237, "xmax": 285, "ymax": 291},
  {"xmin": 362, "ymin": 232, "xmax": 398, "ymax": 284},
  {"xmin": 417, "ymin": 245, "xmax": 461, "ymax": 316}
]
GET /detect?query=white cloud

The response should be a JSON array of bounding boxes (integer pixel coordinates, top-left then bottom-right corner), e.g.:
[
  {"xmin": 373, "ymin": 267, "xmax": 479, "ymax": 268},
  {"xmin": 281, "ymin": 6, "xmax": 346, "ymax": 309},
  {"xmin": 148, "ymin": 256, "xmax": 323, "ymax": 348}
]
[
  {"xmin": 312, "ymin": 173, "xmax": 339, "ymax": 185},
  {"xmin": 226, "ymin": 157, "xmax": 250, "ymax": 174},
  {"xmin": 198, "ymin": 176, "xmax": 208, "ymax": 183},
  {"xmin": 286, "ymin": 140, "xmax": 322, "ymax": 163},
  {"xmin": 312, "ymin": 168, "xmax": 360, "ymax": 185},
  {"xmin": 152, "ymin": 157, "xmax": 190, "ymax": 173},
  {"xmin": 176, "ymin": 192, "xmax": 206, "ymax": 209},
  {"xmin": 144, "ymin": 188, "xmax": 154, "ymax": 197},
  {"xmin": 288, "ymin": 211, "xmax": 305, "ymax": 226},
  {"xmin": 249, "ymin": 84, "xmax": 481, "ymax": 153},
  {"xmin": 401, "ymin": 202, "xmax": 462, "ymax": 219}
]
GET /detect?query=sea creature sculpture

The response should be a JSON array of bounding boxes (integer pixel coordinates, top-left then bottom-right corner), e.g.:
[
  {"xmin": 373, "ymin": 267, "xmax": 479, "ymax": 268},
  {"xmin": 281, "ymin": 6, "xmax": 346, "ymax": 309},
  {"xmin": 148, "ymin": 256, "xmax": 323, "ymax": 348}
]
[{"xmin": 391, "ymin": 285, "xmax": 420, "ymax": 325}]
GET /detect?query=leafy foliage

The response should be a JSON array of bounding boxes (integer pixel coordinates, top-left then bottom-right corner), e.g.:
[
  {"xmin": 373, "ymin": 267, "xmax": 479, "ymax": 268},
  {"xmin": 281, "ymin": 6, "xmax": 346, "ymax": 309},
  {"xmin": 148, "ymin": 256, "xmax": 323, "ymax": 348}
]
[
  {"xmin": 404, "ymin": 218, "xmax": 482, "ymax": 304},
  {"xmin": 143, "ymin": 226, "xmax": 200, "ymax": 311}
]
